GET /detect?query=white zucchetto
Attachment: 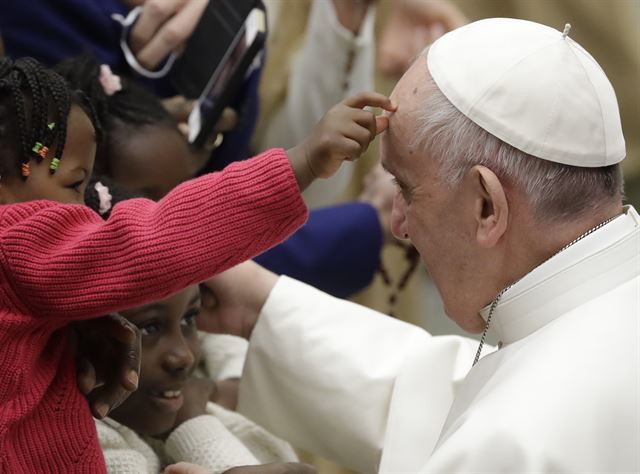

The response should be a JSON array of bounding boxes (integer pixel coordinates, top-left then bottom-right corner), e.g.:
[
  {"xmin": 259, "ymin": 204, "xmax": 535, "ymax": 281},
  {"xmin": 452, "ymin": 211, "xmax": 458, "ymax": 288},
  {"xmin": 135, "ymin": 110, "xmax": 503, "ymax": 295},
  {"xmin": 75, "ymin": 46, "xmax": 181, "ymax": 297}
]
[{"xmin": 427, "ymin": 18, "xmax": 626, "ymax": 167}]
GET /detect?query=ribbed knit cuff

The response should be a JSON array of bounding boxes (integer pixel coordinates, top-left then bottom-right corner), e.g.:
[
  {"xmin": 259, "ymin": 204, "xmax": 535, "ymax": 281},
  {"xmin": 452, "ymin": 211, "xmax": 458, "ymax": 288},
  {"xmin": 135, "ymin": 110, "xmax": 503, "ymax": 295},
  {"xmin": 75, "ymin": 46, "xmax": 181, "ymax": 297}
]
[{"xmin": 166, "ymin": 414, "xmax": 258, "ymax": 473}]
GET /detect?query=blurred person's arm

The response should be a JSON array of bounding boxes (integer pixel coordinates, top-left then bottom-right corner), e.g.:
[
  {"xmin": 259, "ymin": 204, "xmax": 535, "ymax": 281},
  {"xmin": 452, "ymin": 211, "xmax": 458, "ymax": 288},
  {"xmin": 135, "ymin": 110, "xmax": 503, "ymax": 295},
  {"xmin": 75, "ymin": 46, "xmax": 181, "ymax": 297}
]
[
  {"xmin": 113, "ymin": 0, "xmax": 207, "ymax": 77},
  {"xmin": 256, "ymin": 0, "xmax": 376, "ymax": 151},
  {"xmin": 257, "ymin": 0, "xmax": 377, "ymax": 207},
  {"xmin": 378, "ymin": 0, "xmax": 467, "ymax": 77}
]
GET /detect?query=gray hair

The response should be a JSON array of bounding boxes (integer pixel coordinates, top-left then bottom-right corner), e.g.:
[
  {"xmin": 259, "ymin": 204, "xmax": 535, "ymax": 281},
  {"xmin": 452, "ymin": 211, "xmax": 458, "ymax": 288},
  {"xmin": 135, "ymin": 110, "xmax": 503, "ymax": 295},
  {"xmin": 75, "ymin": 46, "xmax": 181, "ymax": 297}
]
[{"xmin": 411, "ymin": 55, "xmax": 623, "ymax": 224}]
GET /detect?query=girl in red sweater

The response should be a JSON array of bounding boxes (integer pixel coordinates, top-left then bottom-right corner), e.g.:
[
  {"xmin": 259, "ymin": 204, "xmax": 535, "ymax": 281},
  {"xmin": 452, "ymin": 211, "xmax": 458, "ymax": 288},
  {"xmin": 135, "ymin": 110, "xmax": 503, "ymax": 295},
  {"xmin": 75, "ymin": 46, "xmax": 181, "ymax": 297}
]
[{"xmin": 0, "ymin": 57, "xmax": 394, "ymax": 472}]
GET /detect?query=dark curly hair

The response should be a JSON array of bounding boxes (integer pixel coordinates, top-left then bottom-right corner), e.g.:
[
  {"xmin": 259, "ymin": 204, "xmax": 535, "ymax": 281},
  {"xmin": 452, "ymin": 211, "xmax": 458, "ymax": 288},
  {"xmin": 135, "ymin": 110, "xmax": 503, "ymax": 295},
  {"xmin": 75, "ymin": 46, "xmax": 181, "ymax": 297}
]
[
  {"xmin": 54, "ymin": 55, "xmax": 174, "ymax": 176},
  {"xmin": 0, "ymin": 57, "xmax": 101, "ymax": 179}
]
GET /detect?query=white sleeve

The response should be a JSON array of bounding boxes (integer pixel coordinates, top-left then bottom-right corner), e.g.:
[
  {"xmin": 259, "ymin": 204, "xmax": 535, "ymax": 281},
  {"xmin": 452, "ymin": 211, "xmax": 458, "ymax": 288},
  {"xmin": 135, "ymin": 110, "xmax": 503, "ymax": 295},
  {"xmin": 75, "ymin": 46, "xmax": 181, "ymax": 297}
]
[
  {"xmin": 199, "ymin": 332, "xmax": 248, "ymax": 380},
  {"xmin": 165, "ymin": 413, "xmax": 259, "ymax": 474},
  {"xmin": 238, "ymin": 276, "xmax": 479, "ymax": 474},
  {"xmin": 258, "ymin": 1, "xmax": 377, "ymax": 208},
  {"xmin": 259, "ymin": 0, "xmax": 376, "ymax": 151},
  {"xmin": 95, "ymin": 419, "xmax": 160, "ymax": 474}
]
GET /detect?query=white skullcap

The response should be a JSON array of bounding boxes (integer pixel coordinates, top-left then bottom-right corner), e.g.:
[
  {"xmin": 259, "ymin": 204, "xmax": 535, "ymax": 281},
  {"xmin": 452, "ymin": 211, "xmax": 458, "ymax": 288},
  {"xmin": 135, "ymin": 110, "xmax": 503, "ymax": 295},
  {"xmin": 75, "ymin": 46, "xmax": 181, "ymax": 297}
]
[{"xmin": 427, "ymin": 18, "xmax": 626, "ymax": 167}]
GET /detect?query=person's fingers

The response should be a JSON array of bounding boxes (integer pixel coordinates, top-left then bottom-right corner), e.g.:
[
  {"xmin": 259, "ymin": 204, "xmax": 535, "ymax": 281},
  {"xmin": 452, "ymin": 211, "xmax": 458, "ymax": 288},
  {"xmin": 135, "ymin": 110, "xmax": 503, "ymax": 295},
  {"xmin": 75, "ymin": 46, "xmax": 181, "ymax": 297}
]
[
  {"xmin": 88, "ymin": 342, "xmax": 139, "ymax": 418},
  {"xmin": 165, "ymin": 461, "xmax": 210, "ymax": 474},
  {"xmin": 342, "ymin": 122, "xmax": 374, "ymax": 152},
  {"xmin": 136, "ymin": 0, "xmax": 207, "ymax": 69},
  {"xmin": 342, "ymin": 91, "xmax": 396, "ymax": 112},
  {"xmin": 215, "ymin": 108, "xmax": 238, "ymax": 133},
  {"xmin": 376, "ymin": 115, "xmax": 390, "ymax": 134},
  {"xmin": 336, "ymin": 136, "xmax": 365, "ymax": 161},
  {"xmin": 129, "ymin": 0, "xmax": 185, "ymax": 54},
  {"xmin": 100, "ymin": 314, "xmax": 141, "ymax": 392},
  {"xmin": 351, "ymin": 109, "xmax": 377, "ymax": 138},
  {"xmin": 84, "ymin": 316, "xmax": 140, "ymax": 419},
  {"xmin": 76, "ymin": 358, "xmax": 97, "ymax": 396},
  {"xmin": 162, "ymin": 95, "xmax": 195, "ymax": 123},
  {"xmin": 222, "ymin": 463, "xmax": 318, "ymax": 474},
  {"xmin": 178, "ymin": 122, "xmax": 190, "ymax": 138},
  {"xmin": 89, "ymin": 384, "xmax": 128, "ymax": 419}
]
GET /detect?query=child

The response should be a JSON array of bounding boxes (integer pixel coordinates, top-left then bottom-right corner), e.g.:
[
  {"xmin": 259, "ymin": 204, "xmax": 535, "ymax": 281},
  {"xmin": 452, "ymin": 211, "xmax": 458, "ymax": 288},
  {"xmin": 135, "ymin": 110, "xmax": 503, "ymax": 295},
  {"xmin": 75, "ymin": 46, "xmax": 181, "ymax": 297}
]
[
  {"xmin": 95, "ymin": 284, "xmax": 297, "ymax": 474},
  {"xmin": 59, "ymin": 56, "xmax": 390, "ymax": 299},
  {"xmin": 55, "ymin": 56, "xmax": 206, "ymax": 201},
  {"xmin": 0, "ymin": 57, "xmax": 394, "ymax": 472}
]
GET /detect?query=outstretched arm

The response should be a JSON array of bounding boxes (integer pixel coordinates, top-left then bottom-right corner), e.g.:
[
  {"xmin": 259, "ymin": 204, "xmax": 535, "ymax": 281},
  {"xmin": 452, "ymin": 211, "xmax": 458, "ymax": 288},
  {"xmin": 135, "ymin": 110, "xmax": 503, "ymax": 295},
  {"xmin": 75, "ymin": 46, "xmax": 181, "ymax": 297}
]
[
  {"xmin": 199, "ymin": 262, "xmax": 479, "ymax": 473},
  {"xmin": 1, "ymin": 150, "xmax": 306, "ymax": 320}
]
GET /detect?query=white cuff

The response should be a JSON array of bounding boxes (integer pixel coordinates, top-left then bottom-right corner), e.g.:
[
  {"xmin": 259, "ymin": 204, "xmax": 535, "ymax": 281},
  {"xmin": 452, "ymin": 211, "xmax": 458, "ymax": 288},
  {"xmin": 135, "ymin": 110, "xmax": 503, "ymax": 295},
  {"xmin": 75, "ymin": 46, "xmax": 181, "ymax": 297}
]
[
  {"xmin": 166, "ymin": 414, "xmax": 258, "ymax": 473},
  {"xmin": 112, "ymin": 6, "xmax": 178, "ymax": 79},
  {"xmin": 199, "ymin": 333, "xmax": 249, "ymax": 380}
]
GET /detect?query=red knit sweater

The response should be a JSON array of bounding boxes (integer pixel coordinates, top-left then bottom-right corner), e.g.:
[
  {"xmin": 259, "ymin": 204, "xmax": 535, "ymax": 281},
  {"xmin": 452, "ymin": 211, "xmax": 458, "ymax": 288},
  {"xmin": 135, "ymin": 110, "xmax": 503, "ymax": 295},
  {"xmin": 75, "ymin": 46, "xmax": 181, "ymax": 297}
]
[{"xmin": 0, "ymin": 149, "xmax": 307, "ymax": 473}]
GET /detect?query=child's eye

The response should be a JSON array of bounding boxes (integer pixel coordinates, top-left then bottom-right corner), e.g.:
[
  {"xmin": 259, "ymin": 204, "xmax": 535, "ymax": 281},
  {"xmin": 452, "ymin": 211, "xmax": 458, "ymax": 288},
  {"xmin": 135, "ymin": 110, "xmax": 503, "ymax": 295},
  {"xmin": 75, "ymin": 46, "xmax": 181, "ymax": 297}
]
[
  {"xmin": 66, "ymin": 179, "xmax": 84, "ymax": 192},
  {"xmin": 139, "ymin": 322, "xmax": 160, "ymax": 336},
  {"xmin": 181, "ymin": 309, "xmax": 199, "ymax": 328}
]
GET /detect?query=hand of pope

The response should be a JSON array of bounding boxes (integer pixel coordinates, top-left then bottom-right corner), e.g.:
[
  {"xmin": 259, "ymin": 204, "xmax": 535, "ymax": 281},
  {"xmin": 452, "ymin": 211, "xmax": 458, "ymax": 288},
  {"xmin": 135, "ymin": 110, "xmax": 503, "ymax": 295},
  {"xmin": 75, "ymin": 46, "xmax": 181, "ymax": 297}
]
[
  {"xmin": 288, "ymin": 92, "xmax": 396, "ymax": 189},
  {"xmin": 197, "ymin": 261, "xmax": 278, "ymax": 340}
]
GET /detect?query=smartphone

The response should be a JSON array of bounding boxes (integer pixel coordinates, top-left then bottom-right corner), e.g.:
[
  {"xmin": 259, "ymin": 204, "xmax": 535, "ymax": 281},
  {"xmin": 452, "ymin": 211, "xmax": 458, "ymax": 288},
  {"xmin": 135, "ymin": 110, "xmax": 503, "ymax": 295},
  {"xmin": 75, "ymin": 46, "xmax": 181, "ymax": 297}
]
[{"xmin": 169, "ymin": 0, "xmax": 267, "ymax": 147}]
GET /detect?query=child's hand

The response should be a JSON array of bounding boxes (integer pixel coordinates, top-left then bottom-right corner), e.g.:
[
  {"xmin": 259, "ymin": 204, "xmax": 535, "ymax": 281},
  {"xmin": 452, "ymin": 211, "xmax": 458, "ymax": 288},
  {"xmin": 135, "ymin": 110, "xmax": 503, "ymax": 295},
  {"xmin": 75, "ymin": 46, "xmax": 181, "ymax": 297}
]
[
  {"xmin": 74, "ymin": 314, "xmax": 141, "ymax": 419},
  {"xmin": 288, "ymin": 92, "xmax": 396, "ymax": 190},
  {"xmin": 197, "ymin": 261, "xmax": 279, "ymax": 340}
]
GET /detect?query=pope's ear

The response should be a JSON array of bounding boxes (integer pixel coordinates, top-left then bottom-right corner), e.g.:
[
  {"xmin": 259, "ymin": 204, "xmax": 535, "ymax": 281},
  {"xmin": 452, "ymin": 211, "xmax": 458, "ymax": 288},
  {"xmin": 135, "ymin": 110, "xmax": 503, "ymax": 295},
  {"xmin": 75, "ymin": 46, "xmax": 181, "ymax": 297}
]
[{"xmin": 469, "ymin": 165, "xmax": 508, "ymax": 248}]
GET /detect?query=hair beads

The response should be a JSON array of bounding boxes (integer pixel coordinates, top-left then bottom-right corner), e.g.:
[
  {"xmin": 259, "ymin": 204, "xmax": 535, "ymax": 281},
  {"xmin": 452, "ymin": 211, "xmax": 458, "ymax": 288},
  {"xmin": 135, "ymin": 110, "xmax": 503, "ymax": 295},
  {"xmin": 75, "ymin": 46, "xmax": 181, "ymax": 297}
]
[
  {"xmin": 0, "ymin": 58, "xmax": 79, "ymax": 180},
  {"xmin": 49, "ymin": 158, "xmax": 60, "ymax": 174}
]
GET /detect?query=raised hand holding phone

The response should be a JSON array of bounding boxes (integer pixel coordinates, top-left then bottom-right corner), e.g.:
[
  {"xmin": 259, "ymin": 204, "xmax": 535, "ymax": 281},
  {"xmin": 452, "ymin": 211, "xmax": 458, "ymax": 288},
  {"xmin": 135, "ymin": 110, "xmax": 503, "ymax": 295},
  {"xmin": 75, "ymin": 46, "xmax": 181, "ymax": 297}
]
[{"xmin": 288, "ymin": 91, "xmax": 396, "ymax": 190}]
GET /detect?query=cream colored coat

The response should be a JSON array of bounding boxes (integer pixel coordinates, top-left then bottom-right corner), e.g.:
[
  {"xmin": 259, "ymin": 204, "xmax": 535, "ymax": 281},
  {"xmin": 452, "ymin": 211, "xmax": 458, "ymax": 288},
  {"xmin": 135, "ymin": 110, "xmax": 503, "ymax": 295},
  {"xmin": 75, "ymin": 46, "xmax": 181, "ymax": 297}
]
[
  {"xmin": 239, "ymin": 206, "xmax": 640, "ymax": 473},
  {"xmin": 96, "ymin": 334, "xmax": 297, "ymax": 473}
]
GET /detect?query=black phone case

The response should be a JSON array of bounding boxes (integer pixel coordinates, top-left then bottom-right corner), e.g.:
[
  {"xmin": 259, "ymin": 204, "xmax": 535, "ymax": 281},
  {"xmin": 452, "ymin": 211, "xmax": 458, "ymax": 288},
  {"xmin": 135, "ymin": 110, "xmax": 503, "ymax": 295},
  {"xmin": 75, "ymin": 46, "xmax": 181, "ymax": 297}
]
[{"xmin": 170, "ymin": 0, "xmax": 260, "ymax": 99}]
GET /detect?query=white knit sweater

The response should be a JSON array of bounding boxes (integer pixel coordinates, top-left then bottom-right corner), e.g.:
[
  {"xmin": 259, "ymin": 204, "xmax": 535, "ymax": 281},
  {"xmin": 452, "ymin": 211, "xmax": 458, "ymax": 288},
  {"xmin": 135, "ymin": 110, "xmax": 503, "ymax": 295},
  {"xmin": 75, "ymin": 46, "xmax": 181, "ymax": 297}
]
[{"xmin": 96, "ymin": 334, "xmax": 298, "ymax": 474}]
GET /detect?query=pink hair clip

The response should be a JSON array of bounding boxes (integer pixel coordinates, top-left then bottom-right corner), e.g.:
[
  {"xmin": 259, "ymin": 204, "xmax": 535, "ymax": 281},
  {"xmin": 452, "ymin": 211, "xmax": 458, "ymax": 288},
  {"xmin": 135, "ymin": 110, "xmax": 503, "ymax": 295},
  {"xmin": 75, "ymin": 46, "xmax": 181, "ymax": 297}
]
[
  {"xmin": 94, "ymin": 181, "xmax": 113, "ymax": 215},
  {"xmin": 99, "ymin": 64, "xmax": 122, "ymax": 96}
]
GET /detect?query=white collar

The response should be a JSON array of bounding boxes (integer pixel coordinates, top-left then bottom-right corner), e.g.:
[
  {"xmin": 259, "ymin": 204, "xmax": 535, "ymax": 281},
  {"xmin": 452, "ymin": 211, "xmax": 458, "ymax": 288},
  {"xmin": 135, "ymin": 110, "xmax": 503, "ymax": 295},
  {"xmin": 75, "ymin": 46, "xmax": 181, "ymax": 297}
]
[{"xmin": 479, "ymin": 206, "xmax": 640, "ymax": 345}]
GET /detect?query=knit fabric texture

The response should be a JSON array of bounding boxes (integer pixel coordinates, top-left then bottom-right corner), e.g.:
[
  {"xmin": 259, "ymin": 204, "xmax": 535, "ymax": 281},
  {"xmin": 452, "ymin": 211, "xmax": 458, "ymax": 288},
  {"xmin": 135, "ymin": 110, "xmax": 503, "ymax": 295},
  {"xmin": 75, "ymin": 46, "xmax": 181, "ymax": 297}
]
[
  {"xmin": 97, "ymin": 332, "xmax": 296, "ymax": 474},
  {"xmin": 97, "ymin": 402, "xmax": 298, "ymax": 474},
  {"xmin": 0, "ymin": 149, "xmax": 307, "ymax": 473}
]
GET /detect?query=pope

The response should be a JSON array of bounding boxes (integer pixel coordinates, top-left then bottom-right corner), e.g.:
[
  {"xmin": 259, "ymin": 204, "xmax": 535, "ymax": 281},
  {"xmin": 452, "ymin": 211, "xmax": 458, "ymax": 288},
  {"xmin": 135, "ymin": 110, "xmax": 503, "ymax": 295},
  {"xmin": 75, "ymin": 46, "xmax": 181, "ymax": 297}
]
[{"xmin": 201, "ymin": 18, "xmax": 639, "ymax": 474}]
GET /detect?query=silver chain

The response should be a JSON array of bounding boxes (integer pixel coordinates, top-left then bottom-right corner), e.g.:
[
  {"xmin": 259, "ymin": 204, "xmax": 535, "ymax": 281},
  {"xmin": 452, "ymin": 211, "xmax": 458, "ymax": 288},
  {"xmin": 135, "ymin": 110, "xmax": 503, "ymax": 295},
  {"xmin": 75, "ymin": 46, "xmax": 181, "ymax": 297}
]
[{"xmin": 472, "ymin": 213, "xmax": 620, "ymax": 367}]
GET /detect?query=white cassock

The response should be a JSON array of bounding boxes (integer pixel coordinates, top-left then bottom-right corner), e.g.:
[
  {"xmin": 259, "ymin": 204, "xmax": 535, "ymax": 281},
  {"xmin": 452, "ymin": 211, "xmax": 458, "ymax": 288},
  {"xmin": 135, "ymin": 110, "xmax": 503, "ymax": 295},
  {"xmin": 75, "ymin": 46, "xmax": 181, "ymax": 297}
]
[{"xmin": 238, "ymin": 206, "xmax": 639, "ymax": 473}]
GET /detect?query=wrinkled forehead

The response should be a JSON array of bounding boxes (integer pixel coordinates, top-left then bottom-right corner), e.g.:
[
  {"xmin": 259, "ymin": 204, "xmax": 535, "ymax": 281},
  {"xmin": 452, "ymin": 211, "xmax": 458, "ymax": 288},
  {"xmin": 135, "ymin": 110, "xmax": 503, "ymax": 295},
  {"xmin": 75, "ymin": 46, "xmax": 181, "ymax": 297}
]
[
  {"xmin": 390, "ymin": 55, "xmax": 429, "ymax": 107},
  {"xmin": 383, "ymin": 56, "xmax": 429, "ymax": 169}
]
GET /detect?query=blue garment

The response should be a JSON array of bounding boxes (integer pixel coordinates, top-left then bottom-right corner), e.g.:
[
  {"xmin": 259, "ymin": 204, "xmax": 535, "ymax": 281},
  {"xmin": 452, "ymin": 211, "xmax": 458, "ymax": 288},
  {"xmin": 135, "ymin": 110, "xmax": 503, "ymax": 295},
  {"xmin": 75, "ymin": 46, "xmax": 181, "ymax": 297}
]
[
  {"xmin": 255, "ymin": 203, "xmax": 383, "ymax": 298},
  {"xmin": 0, "ymin": 0, "xmax": 257, "ymax": 167},
  {"xmin": 0, "ymin": 0, "xmax": 127, "ymax": 69}
]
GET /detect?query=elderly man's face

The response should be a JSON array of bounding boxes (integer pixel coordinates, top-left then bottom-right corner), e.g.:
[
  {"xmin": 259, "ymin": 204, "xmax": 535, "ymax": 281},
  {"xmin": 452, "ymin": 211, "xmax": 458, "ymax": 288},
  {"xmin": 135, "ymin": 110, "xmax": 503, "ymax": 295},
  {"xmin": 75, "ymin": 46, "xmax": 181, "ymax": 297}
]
[{"xmin": 381, "ymin": 56, "xmax": 486, "ymax": 333}]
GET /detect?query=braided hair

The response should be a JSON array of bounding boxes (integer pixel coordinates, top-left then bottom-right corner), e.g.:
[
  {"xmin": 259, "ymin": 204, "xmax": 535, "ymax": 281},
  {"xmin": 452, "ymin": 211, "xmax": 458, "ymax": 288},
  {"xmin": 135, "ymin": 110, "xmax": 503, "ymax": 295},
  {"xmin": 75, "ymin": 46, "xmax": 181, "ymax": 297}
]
[
  {"xmin": 54, "ymin": 55, "xmax": 175, "ymax": 175},
  {"xmin": 0, "ymin": 57, "xmax": 101, "ymax": 180}
]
